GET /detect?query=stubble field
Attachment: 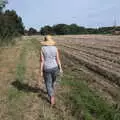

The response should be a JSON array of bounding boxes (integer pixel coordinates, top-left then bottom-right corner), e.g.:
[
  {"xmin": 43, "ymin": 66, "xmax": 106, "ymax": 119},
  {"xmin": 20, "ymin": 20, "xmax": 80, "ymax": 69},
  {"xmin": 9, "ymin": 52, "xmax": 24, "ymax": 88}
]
[
  {"xmin": 54, "ymin": 35, "xmax": 120, "ymax": 103},
  {"xmin": 0, "ymin": 35, "xmax": 120, "ymax": 120}
]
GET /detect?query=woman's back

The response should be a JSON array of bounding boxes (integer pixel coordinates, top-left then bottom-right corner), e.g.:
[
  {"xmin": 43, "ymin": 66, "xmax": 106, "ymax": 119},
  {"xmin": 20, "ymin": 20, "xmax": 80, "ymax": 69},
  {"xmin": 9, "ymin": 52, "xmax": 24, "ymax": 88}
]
[{"xmin": 41, "ymin": 46, "xmax": 58, "ymax": 70}]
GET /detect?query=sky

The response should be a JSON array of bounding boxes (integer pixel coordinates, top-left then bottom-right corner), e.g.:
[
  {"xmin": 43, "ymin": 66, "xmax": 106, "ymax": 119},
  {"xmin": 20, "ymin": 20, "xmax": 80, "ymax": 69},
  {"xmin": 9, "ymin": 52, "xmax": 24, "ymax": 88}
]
[{"xmin": 6, "ymin": 0, "xmax": 120, "ymax": 30}]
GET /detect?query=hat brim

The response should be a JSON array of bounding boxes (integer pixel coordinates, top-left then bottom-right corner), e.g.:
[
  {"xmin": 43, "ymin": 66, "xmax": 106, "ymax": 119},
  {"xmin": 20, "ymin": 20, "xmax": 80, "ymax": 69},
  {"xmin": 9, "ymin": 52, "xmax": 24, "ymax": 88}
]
[{"xmin": 40, "ymin": 40, "xmax": 56, "ymax": 46}]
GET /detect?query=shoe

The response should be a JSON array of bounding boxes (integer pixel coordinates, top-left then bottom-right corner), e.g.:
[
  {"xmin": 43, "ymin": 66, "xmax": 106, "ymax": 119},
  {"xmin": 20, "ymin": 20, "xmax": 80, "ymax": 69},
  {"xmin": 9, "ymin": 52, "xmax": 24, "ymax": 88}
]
[{"xmin": 50, "ymin": 96, "xmax": 55, "ymax": 105}]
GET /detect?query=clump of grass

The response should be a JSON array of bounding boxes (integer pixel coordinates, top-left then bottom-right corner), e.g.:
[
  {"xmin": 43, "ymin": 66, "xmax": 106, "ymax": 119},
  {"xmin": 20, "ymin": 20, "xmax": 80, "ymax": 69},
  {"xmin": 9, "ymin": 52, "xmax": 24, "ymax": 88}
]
[
  {"xmin": 0, "ymin": 35, "xmax": 17, "ymax": 47},
  {"xmin": 8, "ymin": 45, "xmax": 26, "ymax": 102},
  {"xmin": 31, "ymin": 38, "xmax": 41, "ymax": 50},
  {"xmin": 16, "ymin": 47, "xmax": 26, "ymax": 82},
  {"xmin": 8, "ymin": 87, "xmax": 24, "ymax": 101},
  {"xmin": 61, "ymin": 72, "xmax": 120, "ymax": 120},
  {"xmin": 7, "ymin": 41, "xmax": 28, "ymax": 119}
]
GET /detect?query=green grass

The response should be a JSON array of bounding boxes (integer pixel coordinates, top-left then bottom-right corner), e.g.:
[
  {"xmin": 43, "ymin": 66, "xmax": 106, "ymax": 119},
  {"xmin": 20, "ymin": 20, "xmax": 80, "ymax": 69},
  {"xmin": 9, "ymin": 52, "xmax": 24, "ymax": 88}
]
[
  {"xmin": 31, "ymin": 38, "xmax": 41, "ymax": 49},
  {"xmin": 7, "ymin": 41, "xmax": 28, "ymax": 120},
  {"xmin": 8, "ymin": 44, "xmax": 27, "ymax": 101},
  {"xmin": 30, "ymin": 38, "xmax": 41, "ymax": 56},
  {"xmin": 7, "ymin": 39, "xmax": 42, "ymax": 120},
  {"xmin": 61, "ymin": 71, "xmax": 120, "ymax": 120},
  {"xmin": 16, "ymin": 47, "xmax": 26, "ymax": 82}
]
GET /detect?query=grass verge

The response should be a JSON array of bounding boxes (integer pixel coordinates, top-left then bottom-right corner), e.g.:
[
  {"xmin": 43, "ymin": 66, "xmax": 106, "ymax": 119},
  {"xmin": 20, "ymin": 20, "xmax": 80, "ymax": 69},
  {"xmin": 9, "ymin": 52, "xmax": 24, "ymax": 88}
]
[
  {"xmin": 16, "ymin": 46, "xmax": 26, "ymax": 82},
  {"xmin": 7, "ymin": 43, "xmax": 27, "ymax": 120},
  {"xmin": 8, "ymin": 45, "xmax": 26, "ymax": 100},
  {"xmin": 61, "ymin": 70, "xmax": 120, "ymax": 120}
]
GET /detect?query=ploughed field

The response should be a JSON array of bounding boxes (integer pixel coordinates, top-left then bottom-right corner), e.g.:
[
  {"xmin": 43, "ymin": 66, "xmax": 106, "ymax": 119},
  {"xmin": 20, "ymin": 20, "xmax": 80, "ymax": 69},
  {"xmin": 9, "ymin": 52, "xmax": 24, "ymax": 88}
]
[
  {"xmin": 53, "ymin": 35, "xmax": 120, "ymax": 103},
  {"xmin": 0, "ymin": 35, "xmax": 120, "ymax": 120}
]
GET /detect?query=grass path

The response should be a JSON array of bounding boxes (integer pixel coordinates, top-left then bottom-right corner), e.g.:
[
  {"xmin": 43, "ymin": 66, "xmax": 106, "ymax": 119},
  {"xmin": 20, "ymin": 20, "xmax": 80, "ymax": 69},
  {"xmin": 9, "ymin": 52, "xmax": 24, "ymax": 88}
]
[
  {"xmin": 0, "ymin": 39, "xmax": 75, "ymax": 120},
  {"xmin": 0, "ymin": 45, "xmax": 21, "ymax": 119}
]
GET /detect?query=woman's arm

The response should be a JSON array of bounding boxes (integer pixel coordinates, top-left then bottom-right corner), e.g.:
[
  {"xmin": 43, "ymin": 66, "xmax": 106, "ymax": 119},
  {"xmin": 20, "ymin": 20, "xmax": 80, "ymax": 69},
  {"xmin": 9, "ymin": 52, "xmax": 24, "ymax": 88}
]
[
  {"xmin": 56, "ymin": 48, "xmax": 63, "ymax": 73},
  {"xmin": 40, "ymin": 51, "xmax": 44, "ymax": 76}
]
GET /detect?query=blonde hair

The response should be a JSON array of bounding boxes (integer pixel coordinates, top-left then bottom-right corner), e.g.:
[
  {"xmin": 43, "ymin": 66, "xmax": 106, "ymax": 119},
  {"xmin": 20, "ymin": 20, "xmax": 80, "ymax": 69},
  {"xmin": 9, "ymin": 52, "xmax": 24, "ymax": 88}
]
[{"xmin": 44, "ymin": 35, "xmax": 52, "ymax": 41}]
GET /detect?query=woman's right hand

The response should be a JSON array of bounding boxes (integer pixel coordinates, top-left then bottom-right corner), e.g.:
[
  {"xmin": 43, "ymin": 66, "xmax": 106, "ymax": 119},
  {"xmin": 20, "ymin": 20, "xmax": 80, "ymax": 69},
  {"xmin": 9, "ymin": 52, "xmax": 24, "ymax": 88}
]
[{"xmin": 41, "ymin": 71, "xmax": 43, "ymax": 77}]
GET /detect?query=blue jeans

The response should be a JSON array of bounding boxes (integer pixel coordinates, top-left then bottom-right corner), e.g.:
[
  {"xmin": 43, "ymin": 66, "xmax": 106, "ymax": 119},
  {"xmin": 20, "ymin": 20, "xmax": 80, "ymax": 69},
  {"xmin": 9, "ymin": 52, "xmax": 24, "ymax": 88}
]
[{"xmin": 43, "ymin": 67, "xmax": 59, "ymax": 97}]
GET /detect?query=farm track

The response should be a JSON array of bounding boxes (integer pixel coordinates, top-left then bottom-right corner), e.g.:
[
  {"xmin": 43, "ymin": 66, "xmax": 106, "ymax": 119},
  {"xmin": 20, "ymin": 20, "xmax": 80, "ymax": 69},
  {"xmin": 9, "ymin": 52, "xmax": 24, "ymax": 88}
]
[{"xmin": 0, "ymin": 39, "xmax": 76, "ymax": 120}]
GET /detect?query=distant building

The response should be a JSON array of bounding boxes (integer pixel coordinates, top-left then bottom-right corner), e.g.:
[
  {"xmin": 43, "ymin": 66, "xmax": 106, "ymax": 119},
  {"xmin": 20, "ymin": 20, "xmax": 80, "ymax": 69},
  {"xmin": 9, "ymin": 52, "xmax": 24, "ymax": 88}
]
[{"xmin": 112, "ymin": 26, "xmax": 120, "ymax": 35}]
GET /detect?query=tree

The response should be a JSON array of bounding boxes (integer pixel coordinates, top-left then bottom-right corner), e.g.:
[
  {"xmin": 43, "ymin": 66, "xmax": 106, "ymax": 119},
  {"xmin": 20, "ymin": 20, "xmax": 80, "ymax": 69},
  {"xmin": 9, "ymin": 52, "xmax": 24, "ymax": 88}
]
[
  {"xmin": 53, "ymin": 24, "xmax": 68, "ymax": 35},
  {"xmin": 40, "ymin": 23, "xmax": 120, "ymax": 36},
  {"xmin": 0, "ymin": 0, "xmax": 25, "ymax": 45},
  {"xmin": 68, "ymin": 24, "xmax": 86, "ymax": 34},
  {"xmin": 0, "ymin": 9, "xmax": 24, "ymax": 45},
  {"xmin": 28, "ymin": 27, "xmax": 37, "ymax": 35},
  {"xmin": 4, "ymin": 10, "xmax": 24, "ymax": 34},
  {"xmin": 40, "ymin": 25, "xmax": 54, "ymax": 35}
]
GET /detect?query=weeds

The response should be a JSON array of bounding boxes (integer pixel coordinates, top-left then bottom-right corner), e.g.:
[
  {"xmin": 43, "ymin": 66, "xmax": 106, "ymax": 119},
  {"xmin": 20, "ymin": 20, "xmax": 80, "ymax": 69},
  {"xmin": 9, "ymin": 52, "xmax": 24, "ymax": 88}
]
[
  {"xmin": 30, "ymin": 38, "xmax": 41, "ymax": 56},
  {"xmin": 8, "ymin": 45, "xmax": 26, "ymax": 102},
  {"xmin": 7, "ymin": 42, "xmax": 27, "ymax": 120},
  {"xmin": 62, "ymin": 71, "xmax": 120, "ymax": 120},
  {"xmin": 16, "ymin": 46, "xmax": 26, "ymax": 82}
]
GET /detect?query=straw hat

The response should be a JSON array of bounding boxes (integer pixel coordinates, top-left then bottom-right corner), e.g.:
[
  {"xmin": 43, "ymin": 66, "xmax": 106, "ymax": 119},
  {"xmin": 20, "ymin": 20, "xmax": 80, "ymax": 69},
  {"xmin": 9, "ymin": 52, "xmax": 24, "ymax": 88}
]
[{"xmin": 41, "ymin": 35, "xmax": 56, "ymax": 46}]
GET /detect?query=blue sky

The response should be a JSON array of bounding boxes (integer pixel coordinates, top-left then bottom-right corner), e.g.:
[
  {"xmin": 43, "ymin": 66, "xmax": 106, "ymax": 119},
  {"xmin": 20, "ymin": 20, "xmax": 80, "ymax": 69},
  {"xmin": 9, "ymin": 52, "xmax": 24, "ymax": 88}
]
[{"xmin": 6, "ymin": 0, "xmax": 120, "ymax": 30}]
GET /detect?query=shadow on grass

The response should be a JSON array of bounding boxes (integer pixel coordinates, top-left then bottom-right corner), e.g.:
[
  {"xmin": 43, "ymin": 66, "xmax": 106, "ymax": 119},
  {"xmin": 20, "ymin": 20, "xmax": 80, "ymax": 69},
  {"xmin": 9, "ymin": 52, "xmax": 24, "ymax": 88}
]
[{"xmin": 11, "ymin": 80, "xmax": 49, "ymax": 103}]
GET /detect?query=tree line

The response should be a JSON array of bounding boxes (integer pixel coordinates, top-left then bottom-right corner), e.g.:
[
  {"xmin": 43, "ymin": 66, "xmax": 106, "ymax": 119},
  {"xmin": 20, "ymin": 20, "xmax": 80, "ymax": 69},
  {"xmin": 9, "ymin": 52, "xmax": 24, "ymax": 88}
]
[
  {"xmin": 0, "ymin": 0, "xmax": 24, "ymax": 45},
  {"xmin": 0, "ymin": 0, "xmax": 120, "ymax": 46},
  {"xmin": 26, "ymin": 24, "xmax": 120, "ymax": 36}
]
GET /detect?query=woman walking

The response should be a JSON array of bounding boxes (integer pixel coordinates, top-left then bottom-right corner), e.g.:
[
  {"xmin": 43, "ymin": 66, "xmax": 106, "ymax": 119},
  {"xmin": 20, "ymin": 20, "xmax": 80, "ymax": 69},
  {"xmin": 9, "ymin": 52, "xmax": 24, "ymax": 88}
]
[{"xmin": 40, "ymin": 35, "xmax": 63, "ymax": 105}]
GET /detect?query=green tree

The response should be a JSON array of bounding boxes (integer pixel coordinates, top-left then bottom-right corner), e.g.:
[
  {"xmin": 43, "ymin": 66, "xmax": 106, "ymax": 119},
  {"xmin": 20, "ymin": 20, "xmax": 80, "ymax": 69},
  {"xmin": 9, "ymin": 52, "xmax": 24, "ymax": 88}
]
[
  {"xmin": 40, "ymin": 25, "xmax": 54, "ymax": 35},
  {"xmin": 53, "ymin": 24, "xmax": 68, "ymax": 35},
  {"xmin": 4, "ymin": 10, "xmax": 24, "ymax": 34},
  {"xmin": 68, "ymin": 24, "xmax": 86, "ymax": 34},
  {"xmin": 28, "ymin": 27, "xmax": 37, "ymax": 35},
  {"xmin": 0, "ymin": 10, "xmax": 24, "ymax": 45},
  {"xmin": 40, "ymin": 23, "xmax": 120, "ymax": 36}
]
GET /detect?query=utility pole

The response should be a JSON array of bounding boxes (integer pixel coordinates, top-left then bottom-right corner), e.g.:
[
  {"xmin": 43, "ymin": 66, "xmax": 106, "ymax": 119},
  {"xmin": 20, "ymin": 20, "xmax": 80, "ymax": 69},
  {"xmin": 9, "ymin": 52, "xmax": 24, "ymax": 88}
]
[{"xmin": 113, "ymin": 16, "xmax": 117, "ymax": 27}]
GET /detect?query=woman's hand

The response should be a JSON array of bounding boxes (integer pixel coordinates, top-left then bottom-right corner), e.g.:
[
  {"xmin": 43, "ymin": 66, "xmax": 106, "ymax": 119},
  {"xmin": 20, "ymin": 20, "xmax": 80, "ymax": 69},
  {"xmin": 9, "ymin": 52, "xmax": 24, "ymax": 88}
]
[
  {"xmin": 60, "ymin": 69, "xmax": 63, "ymax": 77},
  {"xmin": 60, "ymin": 68, "xmax": 63, "ymax": 73},
  {"xmin": 41, "ymin": 71, "xmax": 43, "ymax": 77}
]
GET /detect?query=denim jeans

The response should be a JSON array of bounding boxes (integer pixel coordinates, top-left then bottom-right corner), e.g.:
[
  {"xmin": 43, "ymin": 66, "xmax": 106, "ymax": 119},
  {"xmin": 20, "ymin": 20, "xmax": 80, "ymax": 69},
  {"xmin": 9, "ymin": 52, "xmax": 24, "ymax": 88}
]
[{"xmin": 43, "ymin": 67, "xmax": 59, "ymax": 97}]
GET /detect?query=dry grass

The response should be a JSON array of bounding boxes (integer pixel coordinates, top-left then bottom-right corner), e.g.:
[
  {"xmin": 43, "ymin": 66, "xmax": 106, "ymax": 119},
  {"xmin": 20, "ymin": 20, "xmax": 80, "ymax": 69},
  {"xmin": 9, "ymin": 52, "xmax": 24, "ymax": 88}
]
[
  {"xmin": 0, "ymin": 38, "xmax": 76, "ymax": 120},
  {"xmin": 0, "ymin": 35, "xmax": 120, "ymax": 120}
]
